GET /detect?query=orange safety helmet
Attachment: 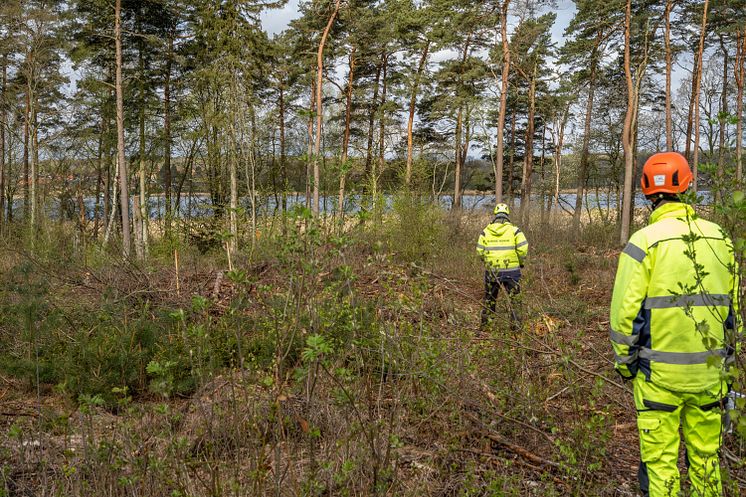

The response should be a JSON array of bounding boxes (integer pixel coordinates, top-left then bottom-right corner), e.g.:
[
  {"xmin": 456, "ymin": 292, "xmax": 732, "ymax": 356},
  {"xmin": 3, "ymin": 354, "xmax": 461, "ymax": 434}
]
[{"xmin": 640, "ymin": 152, "xmax": 692, "ymax": 196}]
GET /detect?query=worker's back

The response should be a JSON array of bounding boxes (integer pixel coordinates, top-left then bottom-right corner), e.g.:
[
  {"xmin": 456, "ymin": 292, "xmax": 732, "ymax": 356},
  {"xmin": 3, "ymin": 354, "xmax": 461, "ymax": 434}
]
[
  {"xmin": 476, "ymin": 220, "xmax": 527, "ymax": 272},
  {"xmin": 611, "ymin": 202, "xmax": 737, "ymax": 393}
]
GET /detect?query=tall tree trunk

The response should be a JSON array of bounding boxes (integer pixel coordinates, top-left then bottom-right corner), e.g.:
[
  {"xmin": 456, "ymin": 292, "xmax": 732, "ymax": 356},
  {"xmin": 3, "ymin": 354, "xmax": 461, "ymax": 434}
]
[
  {"xmin": 539, "ymin": 123, "xmax": 547, "ymax": 224},
  {"xmin": 163, "ymin": 32, "xmax": 173, "ymax": 230},
  {"xmin": 312, "ymin": 0, "xmax": 341, "ymax": 216},
  {"xmin": 454, "ymin": 106, "xmax": 463, "ymax": 209},
  {"xmin": 279, "ymin": 87, "xmax": 287, "ymax": 211},
  {"xmin": 572, "ymin": 38, "xmax": 600, "ymax": 233},
  {"xmin": 0, "ymin": 55, "xmax": 6, "ymax": 228},
  {"xmin": 135, "ymin": 38, "xmax": 147, "ymax": 259},
  {"xmin": 115, "ymin": 0, "xmax": 131, "ymax": 256},
  {"xmin": 495, "ymin": 0, "xmax": 511, "ymax": 203},
  {"xmin": 691, "ymin": 0, "xmax": 710, "ymax": 191},
  {"xmin": 365, "ymin": 61, "xmax": 383, "ymax": 183},
  {"xmin": 551, "ymin": 105, "xmax": 569, "ymax": 221},
  {"xmin": 620, "ymin": 0, "xmax": 635, "ymax": 245},
  {"xmin": 93, "ymin": 129, "xmax": 103, "ymax": 238},
  {"xmin": 453, "ymin": 37, "xmax": 471, "ymax": 209},
  {"xmin": 375, "ymin": 52, "xmax": 389, "ymax": 212},
  {"xmin": 508, "ymin": 105, "xmax": 516, "ymax": 204},
  {"xmin": 30, "ymin": 91, "xmax": 37, "ymax": 230},
  {"xmin": 405, "ymin": 40, "xmax": 429, "ymax": 187},
  {"xmin": 228, "ymin": 88, "xmax": 239, "ymax": 255},
  {"xmin": 716, "ymin": 35, "xmax": 728, "ymax": 204},
  {"xmin": 338, "ymin": 46, "xmax": 355, "ymax": 219},
  {"xmin": 104, "ymin": 124, "xmax": 111, "ymax": 233},
  {"xmin": 735, "ymin": 31, "xmax": 745, "ymax": 183},
  {"xmin": 306, "ymin": 75, "xmax": 314, "ymax": 209},
  {"xmin": 664, "ymin": 0, "xmax": 673, "ymax": 150},
  {"xmin": 685, "ymin": 44, "xmax": 699, "ymax": 160},
  {"xmin": 23, "ymin": 88, "xmax": 29, "ymax": 218},
  {"xmin": 519, "ymin": 67, "xmax": 536, "ymax": 227}
]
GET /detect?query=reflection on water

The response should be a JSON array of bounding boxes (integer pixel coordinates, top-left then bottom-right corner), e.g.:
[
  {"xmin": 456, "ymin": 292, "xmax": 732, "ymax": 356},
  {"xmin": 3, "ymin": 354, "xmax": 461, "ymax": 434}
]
[{"xmin": 15, "ymin": 190, "xmax": 711, "ymax": 220}]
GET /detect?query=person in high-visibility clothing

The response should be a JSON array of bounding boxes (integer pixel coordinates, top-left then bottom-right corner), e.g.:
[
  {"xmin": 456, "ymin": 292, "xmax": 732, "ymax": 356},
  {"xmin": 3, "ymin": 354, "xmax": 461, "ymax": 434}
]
[
  {"xmin": 610, "ymin": 152, "xmax": 741, "ymax": 497},
  {"xmin": 476, "ymin": 203, "xmax": 528, "ymax": 329}
]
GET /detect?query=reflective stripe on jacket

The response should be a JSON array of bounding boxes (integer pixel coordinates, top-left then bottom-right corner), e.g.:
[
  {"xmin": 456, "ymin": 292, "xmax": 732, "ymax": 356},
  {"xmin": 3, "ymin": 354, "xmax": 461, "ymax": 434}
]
[
  {"xmin": 610, "ymin": 202, "xmax": 741, "ymax": 392},
  {"xmin": 476, "ymin": 220, "xmax": 528, "ymax": 273}
]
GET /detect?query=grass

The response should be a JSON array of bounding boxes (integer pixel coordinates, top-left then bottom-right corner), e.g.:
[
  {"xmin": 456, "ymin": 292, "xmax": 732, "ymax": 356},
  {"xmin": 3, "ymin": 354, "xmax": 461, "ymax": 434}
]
[{"xmin": 0, "ymin": 203, "xmax": 742, "ymax": 496}]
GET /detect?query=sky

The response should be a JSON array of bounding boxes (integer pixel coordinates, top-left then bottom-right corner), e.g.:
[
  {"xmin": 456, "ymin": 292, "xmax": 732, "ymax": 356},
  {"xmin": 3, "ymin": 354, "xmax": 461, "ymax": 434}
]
[
  {"xmin": 260, "ymin": 0, "xmax": 579, "ymax": 43},
  {"xmin": 259, "ymin": 1, "xmax": 688, "ymax": 91}
]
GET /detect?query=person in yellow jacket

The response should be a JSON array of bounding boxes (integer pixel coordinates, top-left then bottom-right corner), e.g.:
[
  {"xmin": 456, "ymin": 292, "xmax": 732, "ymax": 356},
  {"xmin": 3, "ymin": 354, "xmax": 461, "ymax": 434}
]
[
  {"xmin": 610, "ymin": 152, "xmax": 741, "ymax": 497},
  {"xmin": 476, "ymin": 203, "xmax": 528, "ymax": 328}
]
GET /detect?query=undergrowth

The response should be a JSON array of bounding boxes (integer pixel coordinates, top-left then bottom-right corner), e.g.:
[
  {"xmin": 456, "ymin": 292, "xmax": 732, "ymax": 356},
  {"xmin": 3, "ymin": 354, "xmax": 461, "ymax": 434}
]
[{"xmin": 0, "ymin": 200, "xmax": 742, "ymax": 496}]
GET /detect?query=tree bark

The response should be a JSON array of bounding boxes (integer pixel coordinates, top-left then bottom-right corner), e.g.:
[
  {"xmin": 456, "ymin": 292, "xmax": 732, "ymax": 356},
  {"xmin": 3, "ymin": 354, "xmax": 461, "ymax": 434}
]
[
  {"xmin": 312, "ymin": 0, "xmax": 341, "ymax": 216},
  {"xmin": 572, "ymin": 37, "xmax": 600, "ymax": 233},
  {"xmin": 23, "ymin": 88, "xmax": 29, "ymax": 218},
  {"xmin": 135, "ymin": 37, "xmax": 148, "ymax": 259},
  {"xmin": 93, "ymin": 128, "xmax": 103, "ymax": 238},
  {"xmin": 691, "ymin": 0, "xmax": 710, "ymax": 191},
  {"xmin": 454, "ymin": 106, "xmax": 464, "ymax": 209},
  {"xmin": 405, "ymin": 40, "xmax": 429, "ymax": 187},
  {"xmin": 163, "ymin": 32, "xmax": 173, "ymax": 229},
  {"xmin": 338, "ymin": 46, "xmax": 355, "ymax": 219},
  {"xmin": 551, "ymin": 104, "xmax": 569, "ymax": 222},
  {"xmin": 620, "ymin": 0, "xmax": 635, "ymax": 245},
  {"xmin": 508, "ymin": 105, "xmax": 516, "ymax": 204},
  {"xmin": 664, "ymin": 0, "xmax": 673, "ymax": 150},
  {"xmin": 495, "ymin": 0, "xmax": 511, "ymax": 203},
  {"xmin": 0, "ymin": 55, "xmax": 6, "ymax": 228},
  {"xmin": 306, "ymin": 75, "xmax": 314, "ymax": 209},
  {"xmin": 621, "ymin": 2, "xmax": 652, "ymax": 244},
  {"xmin": 716, "ymin": 35, "xmax": 728, "ymax": 204},
  {"xmin": 30, "ymin": 91, "xmax": 37, "ymax": 230},
  {"xmin": 735, "ymin": 31, "xmax": 745, "ymax": 183},
  {"xmin": 453, "ymin": 36, "xmax": 471, "ymax": 209},
  {"xmin": 279, "ymin": 86, "xmax": 287, "ymax": 211},
  {"xmin": 685, "ymin": 44, "xmax": 699, "ymax": 160},
  {"xmin": 115, "ymin": 0, "xmax": 131, "ymax": 256},
  {"xmin": 228, "ymin": 87, "xmax": 239, "ymax": 255},
  {"xmin": 519, "ymin": 66, "xmax": 536, "ymax": 227},
  {"xmin": 365, "ymin": 61, "xmax": 383, "ymax": 183},
  {"xmin": 375, "ymin": 52, "xmax": 389, "ymax": 213}
]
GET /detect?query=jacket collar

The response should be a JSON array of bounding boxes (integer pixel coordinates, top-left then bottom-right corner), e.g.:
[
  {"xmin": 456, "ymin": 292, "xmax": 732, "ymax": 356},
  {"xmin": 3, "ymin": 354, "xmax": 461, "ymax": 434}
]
[{"xmin": 649, "ymin": 202, "xmax": 695, "ymax": 224}]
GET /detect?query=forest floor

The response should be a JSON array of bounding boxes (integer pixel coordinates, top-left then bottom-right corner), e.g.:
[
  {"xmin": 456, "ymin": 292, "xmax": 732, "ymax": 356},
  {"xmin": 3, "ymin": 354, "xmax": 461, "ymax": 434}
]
[{"xmin": 0, "ymin": 206, "xmax": 744, "ymax": 496}]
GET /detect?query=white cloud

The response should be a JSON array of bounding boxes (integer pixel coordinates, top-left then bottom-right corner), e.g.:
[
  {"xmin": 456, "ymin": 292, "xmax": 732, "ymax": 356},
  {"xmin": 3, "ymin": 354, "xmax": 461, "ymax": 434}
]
[{"xmin": 260, "ymin": 0, "xmax": 302, "ymax": 37}]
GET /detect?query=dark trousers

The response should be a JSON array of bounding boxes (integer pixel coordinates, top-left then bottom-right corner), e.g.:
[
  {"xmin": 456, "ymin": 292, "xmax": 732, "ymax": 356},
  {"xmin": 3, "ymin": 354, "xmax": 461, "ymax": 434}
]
[{"xmin": 481, "ymin": 270, "xmax": 521, "ymax": 328}]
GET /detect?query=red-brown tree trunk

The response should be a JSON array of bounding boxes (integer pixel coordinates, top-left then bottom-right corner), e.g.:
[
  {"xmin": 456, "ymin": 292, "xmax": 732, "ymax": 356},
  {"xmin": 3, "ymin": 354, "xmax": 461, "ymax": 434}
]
[{"xmin": 312, "ymin": 0, "xmax": 341, "ymax": 216}]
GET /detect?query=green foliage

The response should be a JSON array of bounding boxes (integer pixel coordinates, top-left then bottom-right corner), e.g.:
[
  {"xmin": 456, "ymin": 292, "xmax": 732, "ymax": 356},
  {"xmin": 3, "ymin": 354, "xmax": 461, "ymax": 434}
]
[{"xmin": 385, "ymin": 193, "xmax": 445, "ymax": 263}]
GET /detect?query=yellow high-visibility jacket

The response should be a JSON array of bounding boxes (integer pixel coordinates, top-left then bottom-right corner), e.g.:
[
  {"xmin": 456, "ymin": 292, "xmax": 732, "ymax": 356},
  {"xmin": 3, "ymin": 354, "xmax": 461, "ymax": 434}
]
[
  {"xmin": 610, "ymin": 202, "xmax": 741, "ymax": 392},
  {"xmin": 476, "ymin": 219, "xmax": 528, "ymax": 275}
]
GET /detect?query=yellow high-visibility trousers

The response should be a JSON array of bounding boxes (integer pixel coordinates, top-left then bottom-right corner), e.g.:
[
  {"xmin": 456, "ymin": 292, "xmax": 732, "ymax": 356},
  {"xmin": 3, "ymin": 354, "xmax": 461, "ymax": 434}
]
[{"xmin": 633, "ymin": 376, "xmax": 726, "ymax": 497}]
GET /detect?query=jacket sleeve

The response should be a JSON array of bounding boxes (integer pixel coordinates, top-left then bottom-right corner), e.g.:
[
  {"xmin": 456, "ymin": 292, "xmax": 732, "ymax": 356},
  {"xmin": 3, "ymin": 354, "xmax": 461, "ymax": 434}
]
[
  {"xmin": 476, "ymin": 231, "xmax": 488, "ymax": 263},
  {"xmin": 726, "ymin": 247, "xmax": 742, "ymax": 355},
  {"xmin": 609, "ymin": 233, "xmax": 651, "ymax": 378},
  {"xmin": 514, "ymin": 228, "xmax": 528, "ymax": 266}
]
